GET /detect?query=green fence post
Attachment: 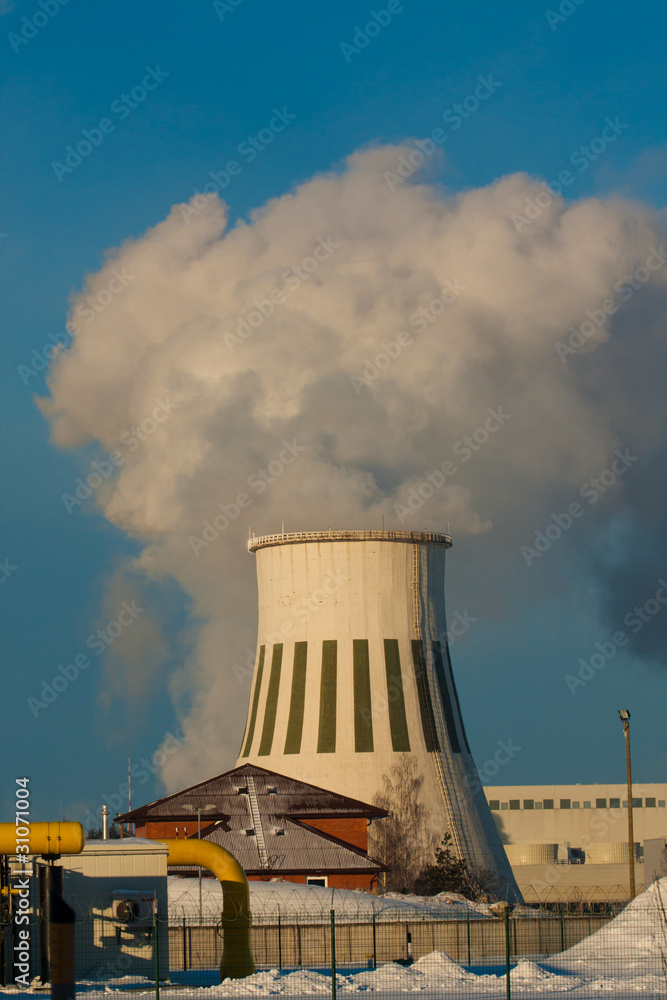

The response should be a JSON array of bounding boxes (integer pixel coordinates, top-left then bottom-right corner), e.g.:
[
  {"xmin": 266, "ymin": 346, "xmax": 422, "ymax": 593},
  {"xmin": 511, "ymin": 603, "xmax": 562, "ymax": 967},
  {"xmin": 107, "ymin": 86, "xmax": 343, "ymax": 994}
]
[
  {"xmin": 278, "ymin": 910, "xmax": 282, "ymax": 970},
  {"xmin": 504, "ymin": 906, "xmax": 511, "ymax": 1000},
  {"xmin": 560, "ymin": 906, "xmax": 565, "ymax": 953},
  {"xmin": 330, "ymin": 911, "xmax": 336, "ymax": 1000},
  {"xmin": 154, "ymin": 909, "xmax": 160, "ymax": 1000}
]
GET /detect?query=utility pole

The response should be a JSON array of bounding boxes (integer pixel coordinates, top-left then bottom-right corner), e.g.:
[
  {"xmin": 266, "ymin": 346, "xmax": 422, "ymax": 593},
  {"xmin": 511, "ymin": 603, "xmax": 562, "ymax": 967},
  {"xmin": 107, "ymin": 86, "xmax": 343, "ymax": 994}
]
[{"xmin": 618, "ymin": 710, "xmax": 635, "ymax": 900}]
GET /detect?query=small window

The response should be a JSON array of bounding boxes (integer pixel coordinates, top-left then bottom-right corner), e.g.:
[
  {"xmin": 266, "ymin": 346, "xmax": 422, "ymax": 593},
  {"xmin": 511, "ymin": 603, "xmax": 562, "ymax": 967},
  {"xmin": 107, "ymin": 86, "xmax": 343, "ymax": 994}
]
[
  {"xmin": 523, "ymin": 799, "xmax": 534, "ymax": 810},
  {"xmin": 596, "ymin": 798, "xmax": 607, "ymax": 809},
  {"xmin": 583, "ymin": 801, "xmax": 591, "ymax": 809},
  {"xmin": 273, "ymin": 828, "xmax": 285, "ymax": 836},
  {"xmin": 560, "ymin": 799, "xmax": 571, "ymax": 809},
  {"xmin": 267, "ymin": 786, "xmax": 277, "ymax": 794},
  {"xmin": 489, "ymin": 800, "xmax": 500, "ymax": 811},
  {"xmin": 236, "ymin": 787, "xmax": 248, "ymax": 795},
  {"xmin": 509, "ymin": 800, "xmax": 520, "ymax": 810},
  {"xmin": 501, "ymin": 802, "xmax": 509, "ymax": 810},
  {"xmin": 623, "ymin": 800, "xmax": 628, "ymax": 808},
  {"xmin": 543, "ymin": 799, "xmax": 554, "ymax": 810},
  {"xmin": 610, "ymin": 798, "xmax": 621, "ymax": 808},
  {"xmin": 245, "ymin": 829, "xmax": 255, "ymax": 836},
  {"xmin": 535, "ymin": 801, "xmax": 543, "ymax": 810},
  {"xmin": 306, "ymin": 877, "xmax": 327, "ymax": 887},
  {"xmin": 572, "ymin": 802, "xmax": 580, "ymax": 809},
  {"xmin": 632, "ymin": 798, "xmax": 642, "ymax": 808},
  {"xmin": 645, "ymin": 798, "xmax": 656, "ymax": 808},
  {"xmin": 659, "ymin": 800, "xmax": 665, "ymax": 808}
]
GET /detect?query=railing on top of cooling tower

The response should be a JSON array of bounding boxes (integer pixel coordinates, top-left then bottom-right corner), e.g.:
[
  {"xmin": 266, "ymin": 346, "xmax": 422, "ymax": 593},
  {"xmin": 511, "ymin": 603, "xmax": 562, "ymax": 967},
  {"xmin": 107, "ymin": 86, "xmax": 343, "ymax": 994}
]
[{"xmin": 248, "ymin": 529, "xmax": 453, "ymax": 551}]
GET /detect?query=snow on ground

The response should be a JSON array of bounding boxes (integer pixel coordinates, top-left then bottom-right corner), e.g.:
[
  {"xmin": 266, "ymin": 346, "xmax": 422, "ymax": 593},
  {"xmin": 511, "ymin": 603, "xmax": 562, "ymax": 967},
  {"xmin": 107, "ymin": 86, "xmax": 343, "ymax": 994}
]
[
  {"xmin": 551, "ymin": 878, "xmax": 667, "ymax": 979},
  {"xmin": 1, "ymin": 956, "xmax": 665, "ymax": 997},
  {"xmin": 168, "ymin": 877, "xmax": 496, "ymax": 921},
  {"xmin": 3, "ymin": 880, "xmax": 664, "ymax": 997},
  {"xmin": 9, "ymin": 956, "xmax": 661, "ymax": 997}
]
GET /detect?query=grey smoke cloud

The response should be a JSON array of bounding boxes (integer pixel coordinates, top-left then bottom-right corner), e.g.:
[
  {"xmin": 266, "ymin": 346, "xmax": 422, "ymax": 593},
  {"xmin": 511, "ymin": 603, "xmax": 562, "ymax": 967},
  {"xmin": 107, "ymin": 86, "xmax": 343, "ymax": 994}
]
[{"xmin": 39, "ymin": 144, "xmax": 667, "ymax": 789}]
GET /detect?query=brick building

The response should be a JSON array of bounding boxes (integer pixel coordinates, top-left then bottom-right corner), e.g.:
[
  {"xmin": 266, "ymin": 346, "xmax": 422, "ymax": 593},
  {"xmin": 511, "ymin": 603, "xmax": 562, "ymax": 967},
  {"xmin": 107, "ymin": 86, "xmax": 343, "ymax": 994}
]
[{"xmin": 116, "ymin": 763, "xmax": 387, "ymax": 890}]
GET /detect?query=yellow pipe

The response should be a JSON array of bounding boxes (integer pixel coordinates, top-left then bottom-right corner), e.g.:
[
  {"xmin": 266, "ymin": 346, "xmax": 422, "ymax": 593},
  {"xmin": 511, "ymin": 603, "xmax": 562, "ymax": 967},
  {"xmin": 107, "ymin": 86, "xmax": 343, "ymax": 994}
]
[
  {"xmin": 0, "ymin": 822, "xmax": 85, "ymax": 857},
  {"xmin": 162, "ymin": 838, "xmax": 254, "ymax": 980}
]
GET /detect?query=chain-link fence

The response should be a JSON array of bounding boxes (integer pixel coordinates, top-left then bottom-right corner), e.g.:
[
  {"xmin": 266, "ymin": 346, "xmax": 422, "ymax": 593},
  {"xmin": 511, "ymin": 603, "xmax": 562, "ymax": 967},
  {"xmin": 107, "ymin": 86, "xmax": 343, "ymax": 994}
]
[{"xmin": 1, "ymin": 881, "xmax": 666, "ymax": 998}]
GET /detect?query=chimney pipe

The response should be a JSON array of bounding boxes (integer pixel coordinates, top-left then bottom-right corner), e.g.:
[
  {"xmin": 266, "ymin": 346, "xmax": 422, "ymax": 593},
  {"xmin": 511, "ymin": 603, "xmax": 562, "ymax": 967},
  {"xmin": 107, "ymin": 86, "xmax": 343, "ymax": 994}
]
[{"xmin": 101, "ymin": 805, "xmax": 110, "ymax": 840}]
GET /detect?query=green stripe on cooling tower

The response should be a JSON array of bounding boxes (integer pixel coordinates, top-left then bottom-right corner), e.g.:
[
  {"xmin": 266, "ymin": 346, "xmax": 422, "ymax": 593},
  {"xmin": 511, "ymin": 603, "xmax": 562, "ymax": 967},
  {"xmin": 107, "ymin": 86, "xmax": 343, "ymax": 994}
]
[
  {"xmin": 353, "ymin": 640, "xmax": 374, "ymax": 752},
  {"xmin": 241, "ymin": 645, "xmax": 265, "ymax": 757},
  {"xmin": 383, "ymin": 640, "xmax": 411, "ymax": 752},
  {"xmin": 317, "ymin": 640, "xmax": 337, "ymax": 753},
  {"xmin": 411, "ymin": 639, "xmax": 440, "ymax": 753},
  {"xmin": 258, "ymin": 644, "xmax": 283, "ymax": 756},
  {"xmin": 432, "ymin": 640, "xmax": 461, "ymax": 753},
  {"xmin": 284, "ymin": 642, "xmax": 308, "ymax": 754}
]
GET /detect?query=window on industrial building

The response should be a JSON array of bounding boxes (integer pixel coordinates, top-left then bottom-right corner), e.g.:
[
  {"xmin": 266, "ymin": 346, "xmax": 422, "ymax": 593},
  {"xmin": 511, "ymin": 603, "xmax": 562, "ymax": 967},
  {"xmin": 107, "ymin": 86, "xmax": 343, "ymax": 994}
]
[
  {"xmin": 560, "ymin": 799, "xmax": 571, "ymax": 809},
  {"xmin": 501, "ymin": 802, "xmax": 509, "ymax": 810},
  {"xmin": 307, "ymin": 876, "xmax": 328, "ymax": 887},
  {"xmin": 572, "ymin": 802, "xmax": 580, "ymax": 809},
  {"xmin": 583, "ymin": 801, "xmax": 591, "ymax": 808},
  {"xmin": 535, "ymin": 801, "xmax": 543, "ymax": 809},
  {"xmin": 610, "ymin": 798, "xmax": 621, "ymax": 808},
  {"xmin": 489, "ymin": 800, "xmax": 500, "ymax": 810},
  {"xmin": 623, "ymin": 801, "xmax": 628, "ymax": 807},
  {"xmin": 509, "ymin": 800, "xmax": 520, "ymax": 810},
  {"xmin": 645, "ymin": 798, "xmax": 656, "ymax": 808},
  {"xmin": 632, "ymin": 798, "xmax": 642, "ymax": 808},
  {"xmin": 659, "ymin": 800, "xmax": 666, "ymax": 807},
  {"xmin": 523, "ymin": 799, "xmax": 534, "ymax": 809},
  {"xmin": 543, "ymin": 799, "xmax": 554, "ymax": 809},
  {"xmin": 596, "ymin": 798, "xmax": 607, "ymax": 809}
]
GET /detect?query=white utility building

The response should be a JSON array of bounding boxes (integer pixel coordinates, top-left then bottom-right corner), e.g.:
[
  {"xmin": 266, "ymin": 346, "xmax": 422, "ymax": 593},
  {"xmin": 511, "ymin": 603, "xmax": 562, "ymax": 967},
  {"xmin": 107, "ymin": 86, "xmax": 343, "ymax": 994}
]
[{"xmin": 237, "ymin": 529, "xmax": 520, "ymax": 900}]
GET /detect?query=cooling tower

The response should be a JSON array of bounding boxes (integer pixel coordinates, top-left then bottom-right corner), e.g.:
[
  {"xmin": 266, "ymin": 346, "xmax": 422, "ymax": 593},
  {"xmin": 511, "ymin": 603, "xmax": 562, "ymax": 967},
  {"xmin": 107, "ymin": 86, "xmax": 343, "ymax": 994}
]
[{"xmin": 237, "ymin": 529, "xmax": 520, "ymax": 900}]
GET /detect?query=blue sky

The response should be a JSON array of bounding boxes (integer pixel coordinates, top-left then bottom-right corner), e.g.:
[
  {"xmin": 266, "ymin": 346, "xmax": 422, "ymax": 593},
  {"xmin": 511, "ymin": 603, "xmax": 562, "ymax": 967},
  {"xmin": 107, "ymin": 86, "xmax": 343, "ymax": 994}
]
[{"xmin": 1, "ymin": 0, "xmax": 666, "ymax": 826}]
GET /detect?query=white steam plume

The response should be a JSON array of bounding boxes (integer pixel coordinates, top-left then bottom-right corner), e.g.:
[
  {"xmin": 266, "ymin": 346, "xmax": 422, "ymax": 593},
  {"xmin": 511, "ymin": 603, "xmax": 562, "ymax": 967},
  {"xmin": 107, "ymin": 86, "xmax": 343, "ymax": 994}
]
[{"xmin": 40, "ymin": 145, "xmax": 667, "ymax": 789}]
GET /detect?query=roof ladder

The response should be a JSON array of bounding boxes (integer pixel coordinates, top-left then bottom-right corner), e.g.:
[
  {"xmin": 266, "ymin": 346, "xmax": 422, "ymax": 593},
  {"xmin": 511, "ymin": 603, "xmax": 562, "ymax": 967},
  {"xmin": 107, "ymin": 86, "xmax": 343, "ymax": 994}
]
[{"xmin": 246, "ymin": 775, "xmax": 269, "ymax": 866}]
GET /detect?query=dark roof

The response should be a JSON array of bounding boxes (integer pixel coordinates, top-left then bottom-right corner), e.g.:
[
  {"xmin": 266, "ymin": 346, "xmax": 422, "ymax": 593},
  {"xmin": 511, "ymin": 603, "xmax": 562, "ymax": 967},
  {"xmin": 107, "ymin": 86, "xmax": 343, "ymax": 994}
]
[
  {"xmin": 180, "ymin": 817, "xmax": 384, "ymax": 876},
  {"xmin": 116, "ymin": 763, "xmax": 387, "ymax": 823},
  {"xmin": 117, "ymin": 763, "xmax": 387, "ymax": 877}
]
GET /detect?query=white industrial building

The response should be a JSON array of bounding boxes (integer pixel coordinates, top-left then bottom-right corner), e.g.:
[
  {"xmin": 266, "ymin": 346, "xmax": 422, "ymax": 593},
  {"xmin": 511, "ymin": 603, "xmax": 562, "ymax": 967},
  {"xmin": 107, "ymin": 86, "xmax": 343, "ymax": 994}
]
[
  {"xmin": 483, "ymin": 783, "xmax": 667, "ymax": 902},
  {"xmin": 57, "ymin": 837, "xmax": 169, "ymax": 978},
  {"xmin": 237, "ymin": 529, "xmax": 520, "ymax": 900}
]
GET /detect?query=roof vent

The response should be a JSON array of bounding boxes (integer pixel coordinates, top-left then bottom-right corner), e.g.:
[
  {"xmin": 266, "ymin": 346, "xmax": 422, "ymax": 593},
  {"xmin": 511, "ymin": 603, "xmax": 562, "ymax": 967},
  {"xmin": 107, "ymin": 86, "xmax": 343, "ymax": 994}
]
[
  {"xmin": 273, "ymin": 827, "xmax": 285, "ymax": 836},
  {"xmin": 236, "ymin": 787, "xmax": 248, "ymax": 795},
  {"xmin": 267, "ymin": 786, "xmax": 277, "ymax": 794}
]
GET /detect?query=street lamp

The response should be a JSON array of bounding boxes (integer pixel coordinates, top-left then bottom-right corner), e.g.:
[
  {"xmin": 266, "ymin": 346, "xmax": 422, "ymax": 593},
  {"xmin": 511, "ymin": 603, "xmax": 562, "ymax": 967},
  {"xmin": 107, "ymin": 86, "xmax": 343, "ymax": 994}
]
[
  {"xmin": 183, "ymin": 803, "xmax": 217, "ymax": 922},
  {"xmin": 617, "ymin": 710, "xmax": 635, "ymax": 901}
]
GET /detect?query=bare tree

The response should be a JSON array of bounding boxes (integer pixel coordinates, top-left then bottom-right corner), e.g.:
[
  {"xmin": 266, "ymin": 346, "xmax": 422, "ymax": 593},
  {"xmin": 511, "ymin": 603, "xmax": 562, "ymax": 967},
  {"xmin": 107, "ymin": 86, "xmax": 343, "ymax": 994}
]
[{"xmin": 369, "ymin": 756, "xmax": 437, "ymax": 893}]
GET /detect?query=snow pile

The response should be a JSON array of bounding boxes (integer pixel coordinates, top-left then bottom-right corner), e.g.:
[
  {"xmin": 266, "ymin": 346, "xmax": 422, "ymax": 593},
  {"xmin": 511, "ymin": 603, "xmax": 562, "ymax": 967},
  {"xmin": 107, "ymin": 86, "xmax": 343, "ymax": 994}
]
[
  {"xmin": 508, "ymin": 960, "xmax": 583, "ymax": 992},
  {"xmin": 552, "ymin": 878, "xmax": 667, "ymax": 977},
  {"xmin": 168, "ymin": 877, "xmax": 493, "ymax": 922}
]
